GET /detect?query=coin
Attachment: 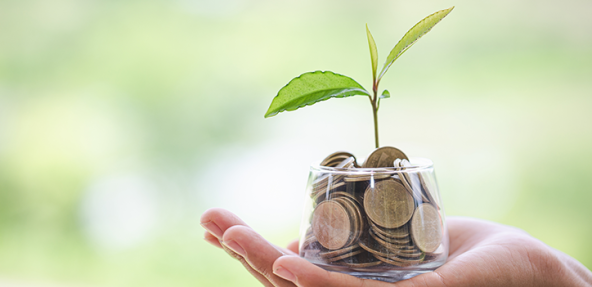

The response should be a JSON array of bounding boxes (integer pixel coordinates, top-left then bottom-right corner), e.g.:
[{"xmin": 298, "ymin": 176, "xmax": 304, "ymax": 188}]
[
  {"xmin": 344, "ymin": 173, "xmax": 392, "ymax": 182},
  {"xmin": 369, "ymin": 229, "xmax": 413, "ymax": 250},
  {"xmin": 307, "ymin": 148, "xmax": 445, "ymax": 270},
  {"xmin": 362, "ymin": 146, "xmax": 408, "ymax": 168},
  {"xmin": 312, "ymin": 157, "xmax": 354, "ymax": 187},
  {"xmin": 320, "ymin": 151, "xmax": 357, "ymax": 167},
  {"xmin": 418, "ymin": 171, "xmax": 440, "ymax": 209},
  {"xmin": 359, "ymin": 238, "xmax": 416, "ymax": 259},
  {"xmin": 319, "ymin": 244, "xmax": 360, "ymax": 258},
  {"xmin": 338, "ymin": 196, "xmax": 364, "ymax": 243},
  {"xmin": 364, "ymin": 179, "xmax": 415, "ymax": 228},
  {"xmin": 393, "ymin": 159, "xmax": 427, "ymax": 204},
  {"xmin": 311, "ymin": 181, "xmax": 346, "ymax": 200},
  {"xmin": 329, "ymin": 191, "xmax": 361, "ymax": 206},
  {"xmin": 312, "ymin": 201, "xmax": 352, "ymax": 250},
  {"xmin": 312, "ymin": 173, "xmax": 346, "ymax": 190},
  {"xmin": 370, "ymin": 223, "xmax": 409, "ymax": 239},
  {"xmin": 372, "ymin": 254, "xmax": 423, "ymax": 267},
  {"xmin": 410, "ymin": 203, "xmax": 442, "ymax": 253},
  {"xmin": 312, "ymin": 180, "xmax": 345, "ymax": 195},
  {"xmin": 326, "ymin": 249, "xmax": 362, "ymax": 262},
  {"xmin": 371, "ymin": 228, "xmax": 410, "ymax": 245},
  {"xmin": 332, "ymin": 197, "xmax": 359, "ymax": 246},
  {"xmin": 358, "ymin": 239, "xmax": 385, "ymax": 257}
]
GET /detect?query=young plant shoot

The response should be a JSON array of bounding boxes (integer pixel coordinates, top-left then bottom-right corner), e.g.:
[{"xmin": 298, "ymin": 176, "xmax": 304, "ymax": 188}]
[{"xmin": 265, "ymin": 7, "xmax": 454, "ymax": 148}]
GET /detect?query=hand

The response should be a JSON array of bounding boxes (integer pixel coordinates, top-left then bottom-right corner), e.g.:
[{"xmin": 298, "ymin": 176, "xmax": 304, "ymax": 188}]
[{"xmin": 201, "ymin": 208, "xmax": 592, "ymax": 287}]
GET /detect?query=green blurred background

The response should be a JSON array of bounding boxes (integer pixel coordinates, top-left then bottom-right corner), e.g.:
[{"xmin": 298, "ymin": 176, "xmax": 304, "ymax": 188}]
[{"xmin": 1, "ymin": 0, "xmax": 591, "ymax": 286}]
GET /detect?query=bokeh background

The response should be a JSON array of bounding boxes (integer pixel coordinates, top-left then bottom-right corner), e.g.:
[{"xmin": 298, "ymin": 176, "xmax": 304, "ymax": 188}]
[{"xmin": 1, "ymin": 0, "xmax": 591, "ymax": 286}]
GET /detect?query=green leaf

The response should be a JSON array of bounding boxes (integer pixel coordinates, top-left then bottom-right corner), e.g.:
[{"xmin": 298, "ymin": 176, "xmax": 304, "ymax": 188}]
[
  {"xmin": 264, "ymin": 71, "xmax": 369, "ymax": 118},
  {"xmin": 366, "ymin": 24, "xmax": 378, "ymax": 82},
  {"xmin": 378, "ymin": 6, "xmax": 454, "ymax": 81},
  {"xmin": 377, "ymin": 90, "xmax": 390, "ymax": 111}
]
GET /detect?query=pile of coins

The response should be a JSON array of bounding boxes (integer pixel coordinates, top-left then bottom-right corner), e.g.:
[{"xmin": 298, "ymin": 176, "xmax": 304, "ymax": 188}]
[{"xmin": 301, "ymin": 146, "xmax": 444, "ymax": 269}]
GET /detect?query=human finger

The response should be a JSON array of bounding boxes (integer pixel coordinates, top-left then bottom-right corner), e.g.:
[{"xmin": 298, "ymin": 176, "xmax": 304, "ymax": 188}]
[
  {"xmin": 223, "ymin": 225, "xmax": 296, "ymax": 287},
  {"xmin": 200, "ymin": 207, "xmax": 249, "ymax": 239},
  {"xmin": 201, "ymin": 208, "xmax": 276, "ymax": 287},
  {"xmin": 204, "ymin": 230, "xmax": 223, "ymax": 249},
  {"xmin": 220, "ymin": 240, "xmax": 276, "ymax": 287},
  {"xmin": 272, "ymin": 255, "xmax": 394, "ymax": 287},
  {"xmin": 201, "ymin": 208, "xmax": 296, "ymax": 255},
  {"xmin": 286, "ymin": 239, "xmax": 299, "ymax": 254}
]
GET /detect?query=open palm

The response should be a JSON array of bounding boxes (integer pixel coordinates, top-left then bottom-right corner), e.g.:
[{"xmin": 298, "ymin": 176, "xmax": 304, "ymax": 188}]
[{"xmin": 201, "ymin": 208, "xmax": 591, "ymax": 287}]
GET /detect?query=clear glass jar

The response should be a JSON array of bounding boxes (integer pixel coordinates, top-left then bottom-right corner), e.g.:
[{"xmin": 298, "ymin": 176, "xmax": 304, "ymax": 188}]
[{"xmin": 298, "ymin": 157, "xmax": 448, "ymax": 282}]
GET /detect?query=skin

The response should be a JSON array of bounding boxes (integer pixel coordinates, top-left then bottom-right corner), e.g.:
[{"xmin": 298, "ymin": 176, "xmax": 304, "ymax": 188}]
[{"xmin": 201, "ymin": 208, "xmax": 592, "ymax": 287}]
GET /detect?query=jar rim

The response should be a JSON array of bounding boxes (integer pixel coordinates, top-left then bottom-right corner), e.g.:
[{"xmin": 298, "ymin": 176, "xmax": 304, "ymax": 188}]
[{"xmin": 310, "ymin": 157, "xmax": 433, "ymax": 174}]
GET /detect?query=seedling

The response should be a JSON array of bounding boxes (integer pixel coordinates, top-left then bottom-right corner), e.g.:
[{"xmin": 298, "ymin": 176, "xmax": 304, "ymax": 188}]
[{"xmin": 265, "ymin": 7, "xmax": 454, "ymax": 148}]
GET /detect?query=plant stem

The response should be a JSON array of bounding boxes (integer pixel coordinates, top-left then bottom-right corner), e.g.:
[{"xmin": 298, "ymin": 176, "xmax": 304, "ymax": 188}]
[{"xmin": 371, "ymin": 84, "xmax": 379, "ymax": 148}]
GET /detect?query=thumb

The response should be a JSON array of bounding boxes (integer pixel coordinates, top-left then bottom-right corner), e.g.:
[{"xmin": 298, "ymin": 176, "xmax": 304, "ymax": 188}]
[
  {"xmin": 392, "ymin": 271, "xmax": 447, "ymax": 287},
  {"xmin": 272, "ymin": 255, "xmax": 394, "ymax": 287}
]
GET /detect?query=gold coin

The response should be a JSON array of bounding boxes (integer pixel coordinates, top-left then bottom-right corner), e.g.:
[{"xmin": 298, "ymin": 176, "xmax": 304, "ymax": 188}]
[
  {"xmin": 311, "ymin": 181, "xmax": 346, "ymax": 200},
  {"xmin": 370, "ymin": 223, "xmax": 409, "ymax": 239},
  {"xmin": 312, "ymin": 200, "xmax": 352, "ymax": 250},
  {"xmin": 389, "ymin": 248, "xmax": 423, "ymax": 256},
  {"xmin": 362, "ymin": 146, "xmax": 408, "ymax": 168},
  {"xmin": 369, "ymin": 229, "xmax": 412, "ymax": 250},
  {"xmin": 359, "ymin": 238, "xmax": 412, "ymax": 259},
  {"xmin": 312, "ymin": 175, "xmax": 346, "ymax": 191},
  {"xmin": 410, "ymin": 203, "xmax": 442, "ymax": 253},
  {"xmin": 312, "ymin": 173, "xmax": 346, "ymax": 188},
  {"xmin": 312, "ymin": 157, "xmax": 353, "ymax": 187},
  {"xmin": 344, "ymin": 173, "xmax": 392, "ymax": 182},
  {"xmin": 336, "ymin": 156, "xmax": 356, "ymax": 168},
  {"xmin": 332, "ymin": 197, "xmax": 358, "ymax": 246},
  {"xmin": 329, "ymin": 192, "xmax": 361, "ymax": 206},
  {"xmin": 418, "ymin": 171, "xmax": 440, "ymax": 209},
  {"xmin": 364, "ymin": 179, "xmax": 415, "ymax": 229},
  {"xmin": 371, "ymin": 228, "xmax": 410, "ymax": 245},
  {"xmin": 324, "ymin": 157, "xmax": 354, "ymax": 168},
  {"xmin": 325, "ymin": 249, "xmax": 362, "ymax": 262},
  {"xmin": 359, "ymin": 237, "xmax": 421, "ymax": 260},
  {"xmin": 320, "ymin": 151, "xmax": 357, "ymax": 167},
  {"xmin": 395, "ymin": 159, "xmax": 428, "ymax": 204},
  {"xmin": 320, "ymin": 157, "xmax": 355, "ymax": 170},
  {"xmin": 358, "ymin": 239, "xmax": 384, "ymax": 256},
  {"xmin": 337, "ymin": 196, "xmax": 364, "ymax": 244},
  {"xmin": 369, "ymin": 234, "xmax": 416, "ymax": 253},
  {"xmin": 372, "ymin": 254, "xmax": 423, "ymax": 267},
  {"xmin": 319, "ymin": 244, "xmax": 360, "ymax": 258},
  {"xmin": 400, "ymin": 160, "xmax": 430, "ymax": 203}
]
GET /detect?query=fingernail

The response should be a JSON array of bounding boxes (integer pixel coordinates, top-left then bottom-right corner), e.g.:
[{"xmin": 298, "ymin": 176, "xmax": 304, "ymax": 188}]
[
  {"xmin": 201, "ymin": 221, "xmax": 223, "ymax": 238},
  {"xmin": 222, "ymin": 240, "xmax": 246, "ymax": 257},
  {"xmin": 274, "ymin": 265, "xmax": 296, "ymax": 282}
]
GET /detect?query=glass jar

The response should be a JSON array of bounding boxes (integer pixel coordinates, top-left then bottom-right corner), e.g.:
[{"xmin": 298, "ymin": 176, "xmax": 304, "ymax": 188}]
[{"xmin": 298, "ymin": 157, "xmax": 448, "ymax": 282}]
